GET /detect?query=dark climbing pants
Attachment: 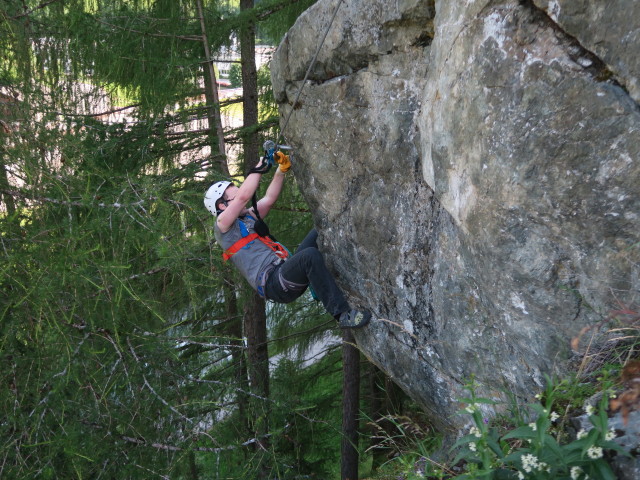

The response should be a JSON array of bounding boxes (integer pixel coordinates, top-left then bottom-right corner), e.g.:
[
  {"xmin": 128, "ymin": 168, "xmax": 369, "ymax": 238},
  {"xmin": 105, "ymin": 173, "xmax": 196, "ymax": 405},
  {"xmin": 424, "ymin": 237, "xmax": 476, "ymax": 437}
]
[{"xmin": 264, "ymin": 229, "xmax": 349, "ymax": 317}]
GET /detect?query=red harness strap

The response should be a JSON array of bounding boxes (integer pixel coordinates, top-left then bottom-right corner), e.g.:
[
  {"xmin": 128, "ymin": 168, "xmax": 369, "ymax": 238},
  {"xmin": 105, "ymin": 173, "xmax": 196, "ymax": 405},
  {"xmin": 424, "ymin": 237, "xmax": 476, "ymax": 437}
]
[
  {"xmin": 223, "ymin": 233, "xmax": 259, "ymax": 261},
  {"xmin": 223, "ymin": 233, "xmax": 289, "ymax": 261},
  {"xmin": 260, "ymin": 236, "xmax": 289, "ymax": 260}
]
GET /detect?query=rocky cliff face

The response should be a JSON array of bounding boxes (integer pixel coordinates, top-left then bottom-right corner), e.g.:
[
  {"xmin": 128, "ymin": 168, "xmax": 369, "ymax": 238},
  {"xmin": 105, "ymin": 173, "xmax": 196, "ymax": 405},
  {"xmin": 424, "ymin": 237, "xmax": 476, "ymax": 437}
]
[{"xmin": 271, "ymin": 0, "xmax": 640, "ymax": 431}]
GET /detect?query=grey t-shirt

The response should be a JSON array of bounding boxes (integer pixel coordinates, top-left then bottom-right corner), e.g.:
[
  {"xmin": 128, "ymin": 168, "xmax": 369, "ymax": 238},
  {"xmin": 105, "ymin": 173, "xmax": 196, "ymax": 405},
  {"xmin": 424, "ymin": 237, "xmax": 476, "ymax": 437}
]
[{"xmin": 214, "ymin": 215, "xmax": 279, "ymax": 291}]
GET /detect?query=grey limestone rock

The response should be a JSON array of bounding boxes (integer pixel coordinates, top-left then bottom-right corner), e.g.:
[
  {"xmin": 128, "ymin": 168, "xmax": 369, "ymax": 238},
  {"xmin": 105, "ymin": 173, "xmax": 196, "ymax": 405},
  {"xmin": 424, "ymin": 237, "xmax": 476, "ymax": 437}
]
[{"xmin": 271, "ymin": 0, "xmax": 640, "ymax": 433}]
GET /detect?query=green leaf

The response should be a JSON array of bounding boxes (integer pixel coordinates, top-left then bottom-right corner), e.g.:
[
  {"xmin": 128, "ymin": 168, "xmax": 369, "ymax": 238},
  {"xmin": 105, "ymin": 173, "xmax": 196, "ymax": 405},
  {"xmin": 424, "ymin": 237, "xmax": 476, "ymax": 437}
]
[
  {"xmin": 502, "ymin": 426, "xmax": 536, "ymax": 440},
  {"xmin": 541, "ymin": 433, "xmax": 563, "ymax": 460},
  {"xmin": 592, "ymin": 459, "xmax": 616, "ymax": 480},
  {"xmin": 486, "ymin": 436, "xmax": 505, "ymax": 458},
  {"xmin": 451, "ymin": 434, "xmax": 480, "ymax": 451},
  {"xmin": 503, "ymin": 450, "xmax": 531, "ymax": 464},
  {"xmin": 473, "ymin": 396, "xmax": 500, "ymax": 405},
  {"xmin": 452, "ymin": 449, "xmax": 479, "ymax": 467},
  {"xmin": 600, "ymin": 440, "xmax": 633, "ymax": 457}
]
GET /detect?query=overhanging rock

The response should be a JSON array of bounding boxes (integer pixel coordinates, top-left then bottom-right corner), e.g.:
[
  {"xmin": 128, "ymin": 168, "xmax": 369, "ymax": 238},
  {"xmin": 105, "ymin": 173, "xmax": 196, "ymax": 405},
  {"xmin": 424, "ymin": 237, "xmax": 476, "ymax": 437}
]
[{"xmin": 271, "ymin": 0, "xmax": 640, "ymax": 432}]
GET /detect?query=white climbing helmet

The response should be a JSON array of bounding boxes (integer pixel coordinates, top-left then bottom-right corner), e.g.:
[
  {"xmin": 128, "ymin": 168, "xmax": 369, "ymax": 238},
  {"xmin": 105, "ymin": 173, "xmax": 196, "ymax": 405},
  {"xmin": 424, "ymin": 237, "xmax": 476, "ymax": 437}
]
[{"xmin": 204, "ymin": 180, "xmax": 231, "ymax": 216}]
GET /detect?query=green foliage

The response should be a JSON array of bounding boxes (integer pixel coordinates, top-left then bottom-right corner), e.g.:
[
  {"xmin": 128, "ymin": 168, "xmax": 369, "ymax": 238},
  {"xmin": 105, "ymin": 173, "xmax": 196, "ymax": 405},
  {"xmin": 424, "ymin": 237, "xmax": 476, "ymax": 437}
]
[
  {"xmin": 256, "ymin": 0, "xmax": 318, "ymax": 44},
  {"xmin": 1, "ymin": 108, "xmax": 223, "ymax": 477},
  {"xmin": 271, "ymin": 354, "xmax": 344, "ymax": 477},
  {"xmin": 374, "ymin": 371, "xmax": 633, "ymax": 480},
  {"xmin": 448, "ymin": 379, "xmax": 628, "ymax": 480},
  {"xmin": 229, "ymin": 62, "xmax": 242, "ymax": 88},
  {"xmin": 190, "ymin": 342, "xmax": 345, "ymax": 479},
  {"xmin": 0, "ymin": 1, "xmax": 381, "ymax": 478},
  {"xmin": 365, "ymin": 415, "xmax": 442, "ymax": 480}
]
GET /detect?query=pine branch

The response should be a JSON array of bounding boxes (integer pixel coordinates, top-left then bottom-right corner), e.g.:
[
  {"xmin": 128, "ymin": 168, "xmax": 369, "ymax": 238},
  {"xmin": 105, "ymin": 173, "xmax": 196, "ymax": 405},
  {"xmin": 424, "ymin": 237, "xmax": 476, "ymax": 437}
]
[
  {"xmin": 0, "ymin": 188, "xmax": 149, "ymax": 209},
  {"xmin": 208, "ymin": 58, "xmax": 241, "ymax": 64},
  {"xmin": 50, "ymin": 104, "xmax": 141, "ymax": 119},
  {"xmin": 10, "ymin": 0, "xmax": 63, "ymax": 19},
  {"xmin": 127, "ymin": 338, "xmax": 194, "ymax": 424},
  {"xmin": 164, "ymin": 128, "xmax": 211, "ymax": 138},
  {"xmin": 94, "ymin": 18, "xmax": 204, "ymax": 42},
  {"xmin": 120, "ymin": 433, "xmax": 272, "ymax": 453},
  {"xmin": 255, "ymin": 0, "xmax": 309, "ymax": 21}
]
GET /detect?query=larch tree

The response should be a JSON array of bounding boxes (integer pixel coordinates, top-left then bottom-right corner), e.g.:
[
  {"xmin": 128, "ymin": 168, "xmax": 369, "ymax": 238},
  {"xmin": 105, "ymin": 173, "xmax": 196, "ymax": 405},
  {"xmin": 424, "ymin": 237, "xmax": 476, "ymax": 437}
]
[
  {"xmin": 1, "ymin": 1, "xmax": 253, "ymax": 477},
  {"xmin": 0, "ymin": 0, "xmax": 387, "ymax": 478}
]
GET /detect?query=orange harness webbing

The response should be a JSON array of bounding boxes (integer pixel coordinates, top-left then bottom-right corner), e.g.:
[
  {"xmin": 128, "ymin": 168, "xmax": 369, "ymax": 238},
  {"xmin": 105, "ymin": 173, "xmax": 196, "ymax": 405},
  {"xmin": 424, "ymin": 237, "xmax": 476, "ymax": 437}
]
[
  {"xmin": 223, "ymin": 234, "xmax": 289, "ymax": 262},
  {"xmin": 222, "ymin": 233, "xmax": 259, "ymax": 261}
]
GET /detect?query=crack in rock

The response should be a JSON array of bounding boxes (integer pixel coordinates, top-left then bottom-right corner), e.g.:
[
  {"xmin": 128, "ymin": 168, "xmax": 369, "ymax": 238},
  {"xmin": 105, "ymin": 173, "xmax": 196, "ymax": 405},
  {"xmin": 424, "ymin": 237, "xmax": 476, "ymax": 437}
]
[{"xmin": 520, "ymin": 0, "xmax": 639, "ymax": 110}]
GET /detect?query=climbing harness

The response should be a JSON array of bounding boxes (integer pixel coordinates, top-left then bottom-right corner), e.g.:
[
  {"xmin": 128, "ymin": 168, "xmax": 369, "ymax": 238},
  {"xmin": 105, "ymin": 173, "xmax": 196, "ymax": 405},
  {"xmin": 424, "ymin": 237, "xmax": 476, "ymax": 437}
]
[
  {"xmin": 222, "ymin": 216, "xmax": 289, "ymax": 299},
  {"xmin": 222, "ymin": 216, "xmax": 289, "ymax": 262}
]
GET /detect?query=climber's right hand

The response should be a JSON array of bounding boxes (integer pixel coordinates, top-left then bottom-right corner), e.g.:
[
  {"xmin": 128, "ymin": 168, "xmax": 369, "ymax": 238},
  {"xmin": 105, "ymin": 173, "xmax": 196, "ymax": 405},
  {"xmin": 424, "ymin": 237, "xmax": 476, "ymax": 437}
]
[{"xmin": 274, "ymin": 152, "xmax": 291, "ymax": 173}]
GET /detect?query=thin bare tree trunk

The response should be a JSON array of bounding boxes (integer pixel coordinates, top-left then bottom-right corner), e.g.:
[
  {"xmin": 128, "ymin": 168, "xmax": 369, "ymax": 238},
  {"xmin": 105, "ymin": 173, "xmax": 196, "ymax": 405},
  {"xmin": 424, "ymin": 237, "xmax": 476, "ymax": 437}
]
[
  {"xmin": 224, "ymin": 277, "xmax": 250, "ymax": 440},
  {"xmin": 0, "ymin": 157, "xmax": 16, "ymax": 216},
  {"xmin": 243, "ymin": 292, "xmax": 270, "ymax": 441},
  {"xmin": 341, "ymin": 330, "xmax": 360, "ymax": 480},
  {"xmin": 239, "ymin": 4, "xmax": 269, "ymax": 477},
  {"xmin": 240, "ymin": 0, "xmax": 259, "ymax": 165},
  {"xmin": 195, "ymin": 0, "xmax": 226, "ymax": 166}
]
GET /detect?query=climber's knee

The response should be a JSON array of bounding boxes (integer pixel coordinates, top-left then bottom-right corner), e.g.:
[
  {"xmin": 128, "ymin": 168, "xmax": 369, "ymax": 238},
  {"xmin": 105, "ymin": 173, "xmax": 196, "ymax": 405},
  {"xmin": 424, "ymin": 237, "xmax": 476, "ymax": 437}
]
[{"xmin": 297, "ymin": 247, "xmax": 323, "ymax": 269}]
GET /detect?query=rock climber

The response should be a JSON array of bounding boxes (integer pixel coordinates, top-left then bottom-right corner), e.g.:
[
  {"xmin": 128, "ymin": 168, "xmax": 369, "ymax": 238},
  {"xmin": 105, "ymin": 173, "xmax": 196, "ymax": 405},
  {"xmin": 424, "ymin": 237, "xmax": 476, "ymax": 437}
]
[{"xmin": 204, "ymin": 152, "xmax": 370, "ymax": 328}]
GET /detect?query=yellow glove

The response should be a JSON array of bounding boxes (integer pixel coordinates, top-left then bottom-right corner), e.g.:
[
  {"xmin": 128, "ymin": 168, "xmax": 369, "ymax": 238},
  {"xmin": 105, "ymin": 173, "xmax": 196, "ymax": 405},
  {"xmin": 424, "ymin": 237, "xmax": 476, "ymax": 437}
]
[{"xmin": 274, "ymin": 151, "xmax": 291, "ymax": 173}]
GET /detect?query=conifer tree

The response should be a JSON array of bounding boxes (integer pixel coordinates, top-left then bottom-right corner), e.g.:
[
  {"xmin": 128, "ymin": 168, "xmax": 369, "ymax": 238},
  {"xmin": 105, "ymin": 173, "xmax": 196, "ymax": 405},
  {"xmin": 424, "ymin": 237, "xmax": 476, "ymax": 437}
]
[
  {"xmin": 0, "ymin": 1, "xmax": 387, "ymax": 478},
  {"xmin": 1, "ymin": 1, "xmax": 248, "ymax": 477}
]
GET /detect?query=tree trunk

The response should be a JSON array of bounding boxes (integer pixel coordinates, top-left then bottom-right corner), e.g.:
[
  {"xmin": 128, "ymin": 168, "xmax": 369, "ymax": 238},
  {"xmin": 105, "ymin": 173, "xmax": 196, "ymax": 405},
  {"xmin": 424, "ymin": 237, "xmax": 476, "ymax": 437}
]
[
  {"xmin": 0, "ymin": 157, "xmax": 16, "ymax": 217},
  {"xmin": 223, "ymin": 275, "xmax": 251, "ymax": 441},
  {"xmin": 239, "ymin": 2, "xmax": 270, "ymax": 476},
  {"xmin": 243, "ymin": 292, "xmax": 270, "ymax": 427},
  {"xmin": 1, "ymin": 101, "xmax": 16, "ymax": 216},
  {"xmin": 187, "ymin": 450, "xmax": 199, "ymax": 480},
  {"xmin": 240, "ymin": 0, "xmax": 259, "ymax": 166},
  {"xmin": 195, "ymin": 0, "xmax": 226, "ymax": 166},
  {"xmin": 341, "ymin": 329, "xmax": 360, "ymax": 480},
  {"xmin": 243, "ymin": 291, "xmax": 270, "ymax": 479}
]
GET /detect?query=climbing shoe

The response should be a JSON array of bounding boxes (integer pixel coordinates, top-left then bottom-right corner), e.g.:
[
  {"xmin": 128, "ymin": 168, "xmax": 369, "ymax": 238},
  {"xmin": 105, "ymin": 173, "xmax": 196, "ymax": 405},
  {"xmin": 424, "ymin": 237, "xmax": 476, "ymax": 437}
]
[{"xmin": 338, "ymin": 309, "xmax": 371, "ymax": 329}]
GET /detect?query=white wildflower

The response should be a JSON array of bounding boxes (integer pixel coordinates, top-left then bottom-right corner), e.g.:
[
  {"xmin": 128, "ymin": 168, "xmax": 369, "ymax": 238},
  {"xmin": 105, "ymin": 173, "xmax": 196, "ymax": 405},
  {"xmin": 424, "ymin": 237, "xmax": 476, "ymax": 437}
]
[
  {"xmin": 469, "ymin": 442, "xmax": 477, "ymax": 452},
  {"xmin": 529, "ymin": 422, "xmax": 537, "ymax": 431},
  {"xmin": 517, "ymin": 471, "xmax": 524, "ymax": 480},
  {"xmin": 521, "ymin": 453, "xmax": 539, "ymax": 473},
  {"xmin": 587, "ymin": 446, "xmax": 603, "ymax": 459},
  {"xmin": 605, "ymin": 428, "xmax": 616, "ymax": 441},
  {"xmin": 550, "ymin": 411, "xmax": 560, "ymax": 422},
  {"xmin": 470, "ymin": 426, "xmax": 482, "ymax": 438},
  {"xmin": 571, "ymin": 466, "xmax": 583, "ymax": 480},
  {"xmin": 576, "ymin": 429, "xmax": 588, "ymax": 439},
  {"xmin": 585, "ymin": 404, "xmax": 595, "ymax": 415}
]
